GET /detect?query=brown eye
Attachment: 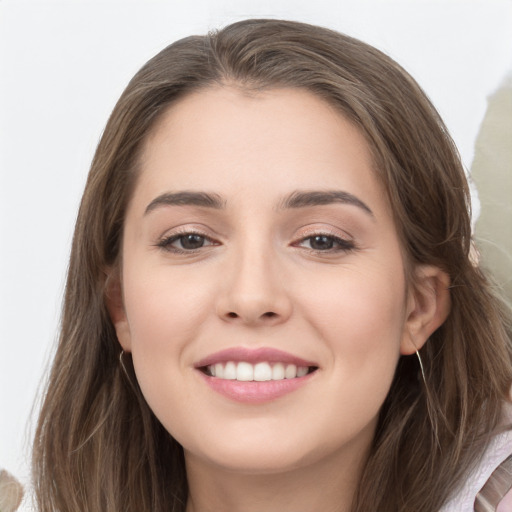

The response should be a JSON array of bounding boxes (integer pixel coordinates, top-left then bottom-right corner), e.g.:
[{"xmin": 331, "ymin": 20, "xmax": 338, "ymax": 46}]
[
  {"xmin": 179, "ymin": 234, "xmax": 206, "ymax": 250},
  {"xmin": 309, "ymin": 235, "xmax": 335, "ymax": 250},
  {"xmin": 157, "ymin": 232, "xmax": 216, "ymax": 253},
  {"xmin": 296, "ymin": 234, "xmax": 355, "ymax": 253}
]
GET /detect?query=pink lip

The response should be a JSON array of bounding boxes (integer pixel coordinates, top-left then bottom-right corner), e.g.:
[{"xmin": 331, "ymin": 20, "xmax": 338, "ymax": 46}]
[
  {"xmin": 194, "ymin": 347, "xmax": 318, "ymax": 404},
  {"xmin": 194, "ymin": 347, "xmax": 317, "ymax": 368},
  {"xmin": 197, "ymin": 371, "xmax": 316, "ymax": 404}
]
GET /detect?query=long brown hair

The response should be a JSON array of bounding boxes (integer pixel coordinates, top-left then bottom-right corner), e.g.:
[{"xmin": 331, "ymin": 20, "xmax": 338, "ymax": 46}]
[{"xmin": 32, "ymin": 19, "xmax": 512, "ymax": 511}]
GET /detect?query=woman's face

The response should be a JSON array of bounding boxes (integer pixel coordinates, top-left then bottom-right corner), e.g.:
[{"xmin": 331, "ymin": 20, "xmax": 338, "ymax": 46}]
[{"xmin": 113, "ymin": 87, "xmax": 419, "ymax": 474}]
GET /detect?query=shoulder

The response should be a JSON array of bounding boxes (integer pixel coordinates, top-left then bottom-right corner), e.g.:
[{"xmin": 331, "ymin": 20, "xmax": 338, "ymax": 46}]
[{"xmin": 439, "ymin": 404, "xmax": 512, "ymax": 512}]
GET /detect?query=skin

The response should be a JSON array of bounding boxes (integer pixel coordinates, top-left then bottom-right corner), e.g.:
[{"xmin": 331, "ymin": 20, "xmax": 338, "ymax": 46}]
[{"xmin": 110, "ymin": 87, "xmax": 450, "ymax": 512}]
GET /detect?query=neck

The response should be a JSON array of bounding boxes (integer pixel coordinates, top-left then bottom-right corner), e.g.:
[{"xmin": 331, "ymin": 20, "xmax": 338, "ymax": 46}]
[{"xmin": 184, "ymin": 441, "xmax": 369, "ymax": 512}]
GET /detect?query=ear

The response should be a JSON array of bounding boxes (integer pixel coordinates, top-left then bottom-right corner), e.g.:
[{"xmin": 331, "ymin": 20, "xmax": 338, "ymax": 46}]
[
  {"xmin": 400, "ymin": 265, "xmax": 451, "ymax": 355},
  {"xmin": 104, "ymin": 268, "xmax": 132, "ymax": 352}
]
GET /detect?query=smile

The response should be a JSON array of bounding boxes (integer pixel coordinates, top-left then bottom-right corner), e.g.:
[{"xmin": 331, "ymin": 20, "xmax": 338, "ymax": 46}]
[
  {"xmin": 195, "ymin": 347, "xmax": 319, "ymax": 403},
  {"xmin": 205, "ymin": 361, "xmax": 314, "ymax": 381}
]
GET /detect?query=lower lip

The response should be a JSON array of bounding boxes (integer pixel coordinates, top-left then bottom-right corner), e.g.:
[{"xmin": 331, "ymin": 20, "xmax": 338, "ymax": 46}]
[{"xmin": 198, "ymin": 371, "xmax": 315, "ymax": 403}]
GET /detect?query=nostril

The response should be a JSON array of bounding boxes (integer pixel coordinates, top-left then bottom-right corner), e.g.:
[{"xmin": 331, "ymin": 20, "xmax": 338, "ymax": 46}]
[{"xmin": 223, "ymin": 311, "xmax": 281, "ymax": 322}]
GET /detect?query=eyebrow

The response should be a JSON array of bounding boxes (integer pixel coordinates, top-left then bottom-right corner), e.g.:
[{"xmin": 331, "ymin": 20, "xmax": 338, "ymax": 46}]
[
  {"xmin": 278, "ymin": 190, "xmax": 374, "ymax": 217},
  {"xmin": 145, "ymin": 191, "xmax": 226, "ymax": 214},
  {"xmin": 144, "ymin": 189, "xmax": 373, "ymax": 217}
]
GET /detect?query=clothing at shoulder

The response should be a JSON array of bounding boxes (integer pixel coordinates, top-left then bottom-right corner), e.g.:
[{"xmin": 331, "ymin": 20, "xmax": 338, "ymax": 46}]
[
  {"xmin": 440, "ymin": 405, "xmax": 512, "ymax": 512},
  {"xmin": 0, "ymin": 469, "xmax": 24, "ymax": 512}
]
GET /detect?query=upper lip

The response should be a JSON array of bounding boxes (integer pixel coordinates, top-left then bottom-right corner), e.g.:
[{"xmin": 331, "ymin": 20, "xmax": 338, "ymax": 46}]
[{"xmin": 194, "ymin": 347, "xmax": 318, "ymax": 368}]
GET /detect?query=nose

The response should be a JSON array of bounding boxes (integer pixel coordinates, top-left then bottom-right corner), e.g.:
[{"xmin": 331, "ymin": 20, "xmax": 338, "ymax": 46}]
[{"xmin": 216, "ymin": 247, "xmax": 293, "ymax": 326}]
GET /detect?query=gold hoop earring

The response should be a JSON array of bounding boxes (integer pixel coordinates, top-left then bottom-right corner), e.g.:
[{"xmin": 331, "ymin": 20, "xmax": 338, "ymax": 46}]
[
  {"xmin": 119, "ymin": 349, "xmax": 128, "ymax": 374},
  {"xmin": 119, "ymin": 350, "xmax": 136, "ymax": 391},
  {"xmin": 416, "ymin": 349, "xmax": 427, "ymax": 388},
  {"xmin": 411, "ymin": 342, "xmax": 440, "ymax": 447},
  {"xmin": 409, "ymin": 336, "xmax": 427, "ymax": 389}
]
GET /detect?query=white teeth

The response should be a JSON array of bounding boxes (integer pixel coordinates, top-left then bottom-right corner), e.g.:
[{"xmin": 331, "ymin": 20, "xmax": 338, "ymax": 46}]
[
  {"xmin": 214, "ymin": 363, "xmax": 224, "ymax": 379},
  {"xmin": 297, "ymin": 366, "xmax": 308, "ymax": 377},
  {"xmin": 237, "ymin": 362, "xmax": 253, "ymax": 381},
  {"xmin": 254, "ymin": 362, "xmax": 272, "ymax": 381},
  {"xmin": 285, "ymin": 364, "xmax": 297, "ymax": 379},
  {"xmin": 272, "ymin": 362, "xmax": 285, "ymax": 380},
  {"xmin": 224, "ymin": 361, "xmax": 237, "ymax": 380},
  {"xmin": 206, "ymin": 361, "xmax": 312, "ymax": 381}
]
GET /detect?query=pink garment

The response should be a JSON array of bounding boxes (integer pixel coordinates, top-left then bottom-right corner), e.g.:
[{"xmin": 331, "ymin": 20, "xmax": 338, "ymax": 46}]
[
  {"xmin": 497, "ymin": 488, "xmax": 512, "ymax": 512},
  {"xmin": 440, "ymin": 406, "xmax": 512, "ymax": 512}
]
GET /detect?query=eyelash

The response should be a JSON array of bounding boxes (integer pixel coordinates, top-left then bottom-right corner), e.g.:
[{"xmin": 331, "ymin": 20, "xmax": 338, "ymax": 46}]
[
  {"xmin": 155, "ymin": 230, "xmax": 356, "ymax": 255},
  {"xmin": 294, "ymin": 233, "xmax": 356, "ymax": 254},
  {"xmin": 156, "ymin": 230, "xmax": 217, "ymax": 254}
]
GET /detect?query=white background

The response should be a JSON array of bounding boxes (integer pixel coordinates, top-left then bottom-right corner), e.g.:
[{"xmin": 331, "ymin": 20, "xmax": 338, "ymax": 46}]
[{"xmin": 1, "ymin": 0, "xmax": 511, "ymax": 502}]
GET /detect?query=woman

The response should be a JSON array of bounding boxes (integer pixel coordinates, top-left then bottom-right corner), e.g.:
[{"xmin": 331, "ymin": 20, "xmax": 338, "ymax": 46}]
[{"xmin": 32, "ymin": 19, "xmax": 512, "ymax": 511}]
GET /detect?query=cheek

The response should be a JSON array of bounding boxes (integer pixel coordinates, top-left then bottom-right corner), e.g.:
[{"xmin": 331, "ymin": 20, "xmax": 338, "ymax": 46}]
[
  {"xmin": 300, "ymin": 266, "xmax": 407, "ymax": 394},
  {"xmin": 302, "ymin": 264, "xmax": 407, "ymax": 343},
  {"xmin": 120, "ymin": 265, "xmax": 217, "ymax": 397},
  {"xmin": 120, "ymin": 269, "xmax": 216, "ymax": 430},
  {"xmin": 123, "ymin": 265, "xmax": 212, "ymax": 344}
]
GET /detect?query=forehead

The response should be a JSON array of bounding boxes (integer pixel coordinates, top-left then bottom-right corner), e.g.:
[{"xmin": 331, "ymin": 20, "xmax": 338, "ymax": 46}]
[{"xmin": 133, "ymin": 86, "xmax": 387, "ymax": 215}]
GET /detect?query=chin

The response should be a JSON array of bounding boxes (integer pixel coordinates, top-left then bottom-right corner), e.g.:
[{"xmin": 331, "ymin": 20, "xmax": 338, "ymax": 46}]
[
  {"xmin": 190, "ymin": 443, "xmax": 317, "ymax": 475},
  {"xmin": 180, "ymin": 420, "xmax": 353, "ymax": 477}
]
